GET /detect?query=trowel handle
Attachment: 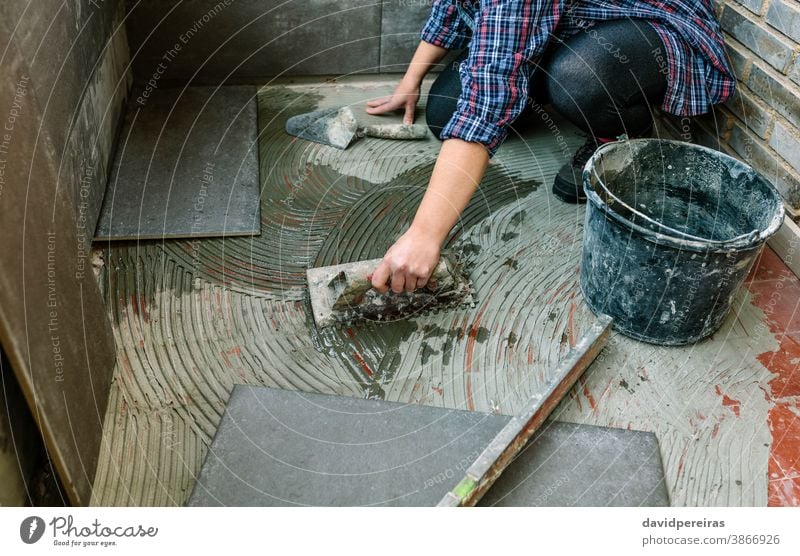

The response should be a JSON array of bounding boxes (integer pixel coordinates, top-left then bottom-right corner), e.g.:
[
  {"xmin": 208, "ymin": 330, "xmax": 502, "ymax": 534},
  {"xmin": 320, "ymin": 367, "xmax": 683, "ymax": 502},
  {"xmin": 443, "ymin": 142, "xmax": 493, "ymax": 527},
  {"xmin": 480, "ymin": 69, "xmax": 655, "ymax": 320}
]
[{"xmin": 360, "ymin": 124, "xmax": 428, "ymax": 140}]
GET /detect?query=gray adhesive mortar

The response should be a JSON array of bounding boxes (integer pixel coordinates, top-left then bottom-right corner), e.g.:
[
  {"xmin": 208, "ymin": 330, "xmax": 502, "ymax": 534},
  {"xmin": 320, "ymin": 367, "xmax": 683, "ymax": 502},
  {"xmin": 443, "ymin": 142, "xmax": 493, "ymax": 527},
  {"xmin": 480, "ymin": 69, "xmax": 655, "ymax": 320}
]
[{"xmin": 91, "ymin": 78, "xmax": 781, "ymax": 507}]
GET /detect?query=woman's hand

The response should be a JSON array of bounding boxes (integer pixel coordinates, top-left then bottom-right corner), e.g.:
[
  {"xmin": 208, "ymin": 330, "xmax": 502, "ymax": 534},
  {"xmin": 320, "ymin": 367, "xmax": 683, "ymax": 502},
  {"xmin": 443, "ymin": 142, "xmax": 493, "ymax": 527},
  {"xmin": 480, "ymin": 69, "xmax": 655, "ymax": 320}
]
[
  {"xmin": 365, "ymin": 78, "xmax": 421, "ymax": 125},
  {"xmin": 367, "ymin": 40, "xmax": 447, "ymax": 124},
  {"xmin": 371, "ymin": 139, "xmax": 491, "ymax": 295},
  {"xmin": 370, "ymin": 227, "xmax": 441, "ymax": 294}
]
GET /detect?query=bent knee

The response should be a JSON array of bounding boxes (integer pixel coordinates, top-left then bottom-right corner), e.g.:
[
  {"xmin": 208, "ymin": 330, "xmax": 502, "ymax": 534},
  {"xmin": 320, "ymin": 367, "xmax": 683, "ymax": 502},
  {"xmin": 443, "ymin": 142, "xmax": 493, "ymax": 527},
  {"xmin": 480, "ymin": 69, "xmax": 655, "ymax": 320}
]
[{"xmin": 425, "ymin": 94, "xmax": 457, "ymax": 140}]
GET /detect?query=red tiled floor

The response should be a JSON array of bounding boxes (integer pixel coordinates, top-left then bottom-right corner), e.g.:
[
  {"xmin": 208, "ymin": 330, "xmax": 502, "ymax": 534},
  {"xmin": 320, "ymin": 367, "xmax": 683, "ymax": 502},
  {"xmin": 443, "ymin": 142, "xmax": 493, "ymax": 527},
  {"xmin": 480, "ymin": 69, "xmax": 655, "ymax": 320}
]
[
  {"xmin": 768, "ymin": 403, "xmax": 800, "ymax": 507},
  {"xmin": 746, "ymin": 247, "xmax": 800, "ymax": 337},
  {"xmin": 747, "ymin": 245, "xmax": 798, "ymax": 284},
  {"xmin": 746, "ymin": 245, "xmax": 800, "ymax": 507},
  {"xmin": 758, "ymin": 335, "xmax": 800, "ymax": 399}
]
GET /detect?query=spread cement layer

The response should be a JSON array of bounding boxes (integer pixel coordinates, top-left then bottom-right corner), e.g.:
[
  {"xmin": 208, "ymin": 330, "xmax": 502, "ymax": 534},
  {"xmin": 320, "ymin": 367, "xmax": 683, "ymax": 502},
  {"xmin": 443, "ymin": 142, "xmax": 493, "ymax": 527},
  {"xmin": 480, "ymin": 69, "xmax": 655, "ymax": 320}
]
[{"xmin": 91, "ymin": 79, "xmax": 781, "ymax": 507}]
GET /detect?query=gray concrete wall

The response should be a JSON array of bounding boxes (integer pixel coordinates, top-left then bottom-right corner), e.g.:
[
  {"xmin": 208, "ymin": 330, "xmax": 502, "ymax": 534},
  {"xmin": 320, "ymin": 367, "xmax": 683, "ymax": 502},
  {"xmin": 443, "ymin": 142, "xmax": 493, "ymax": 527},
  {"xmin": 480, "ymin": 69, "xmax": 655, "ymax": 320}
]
[
  {"xmin": 126, "ymin": 0, "xmax": 432, "ymax": 82},
  {"xmin": 380, "ymin": 0, "xmax": 435, "ymax": 71},
  {"xmin": 0, "ymin": 0, "xmax": 124, "ymax": 506},
  {"xmin": 3, "ymin": 0, "xmax": 132, "ymax": 238}
]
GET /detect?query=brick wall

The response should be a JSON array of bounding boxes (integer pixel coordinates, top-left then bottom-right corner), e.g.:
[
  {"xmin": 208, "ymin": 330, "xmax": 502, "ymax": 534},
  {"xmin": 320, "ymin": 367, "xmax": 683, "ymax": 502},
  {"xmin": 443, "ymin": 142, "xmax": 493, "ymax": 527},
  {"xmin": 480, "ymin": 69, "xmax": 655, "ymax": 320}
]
[{"xmin": 682, "ymin": 0, "xmax": 800, "ymax": 214}]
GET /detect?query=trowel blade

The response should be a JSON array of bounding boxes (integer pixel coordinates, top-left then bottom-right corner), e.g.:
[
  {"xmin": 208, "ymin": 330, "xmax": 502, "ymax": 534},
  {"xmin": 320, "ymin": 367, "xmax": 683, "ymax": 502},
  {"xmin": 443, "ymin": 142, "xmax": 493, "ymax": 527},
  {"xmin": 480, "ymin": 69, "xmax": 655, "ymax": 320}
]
[
  {"xmin": 306, "ymin": 252, "xmax": 475, "ymax": 328},
  {"xmin": 285, "ymin": 107, "xmax": 358, "ymax": 149}
]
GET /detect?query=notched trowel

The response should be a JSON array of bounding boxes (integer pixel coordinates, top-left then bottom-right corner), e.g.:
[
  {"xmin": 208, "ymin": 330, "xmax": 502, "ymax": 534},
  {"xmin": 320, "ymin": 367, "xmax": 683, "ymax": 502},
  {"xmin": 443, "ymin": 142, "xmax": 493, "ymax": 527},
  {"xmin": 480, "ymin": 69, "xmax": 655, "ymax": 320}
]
[
  {"xmin": 285, "ymin": 106, "xmax": 428, "ymax": 149},
  {"xmin": 307, "ymin": 252, "xmax": 475, "ymax": 328}
]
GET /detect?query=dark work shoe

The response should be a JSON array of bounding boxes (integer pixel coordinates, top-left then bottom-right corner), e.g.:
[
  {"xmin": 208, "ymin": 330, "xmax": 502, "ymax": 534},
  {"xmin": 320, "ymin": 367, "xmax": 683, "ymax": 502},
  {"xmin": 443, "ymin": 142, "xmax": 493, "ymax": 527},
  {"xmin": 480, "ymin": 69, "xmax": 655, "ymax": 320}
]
[{"xmin": 551, "ymin": 137, "xmax": 607, "ymax": 204}]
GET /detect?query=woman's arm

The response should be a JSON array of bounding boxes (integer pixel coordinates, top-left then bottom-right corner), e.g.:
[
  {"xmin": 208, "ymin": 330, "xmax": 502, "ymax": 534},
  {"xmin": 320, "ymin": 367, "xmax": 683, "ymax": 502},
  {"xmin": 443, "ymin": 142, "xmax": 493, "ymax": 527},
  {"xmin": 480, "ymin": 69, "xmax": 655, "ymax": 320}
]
[
  {"xmin": 367, "ymin": 0, "xmax": 472, "ymax": 122},
  {"xmin": 372, "ymin": 2, "xmax": 561, "ymax": 293},
  {"xmin": 365, "ymin": 41, "xmax": 449, "ymax": 124},
  {"xmin": 405, "ymin": 41, "xmax": 450, "ymax": 88},
  {"xmin": 370, "ymin": 139, "xmax": 489, "ymax": 293}
]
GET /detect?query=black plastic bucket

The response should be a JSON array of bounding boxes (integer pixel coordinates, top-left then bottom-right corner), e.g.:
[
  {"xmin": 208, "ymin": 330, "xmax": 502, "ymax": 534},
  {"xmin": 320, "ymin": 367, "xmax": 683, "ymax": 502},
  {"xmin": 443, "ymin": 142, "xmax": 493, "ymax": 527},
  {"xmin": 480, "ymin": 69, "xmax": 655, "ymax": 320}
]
[{"xmin": 580, "ymin": 139, "xmax": 785, "ymax": 345}]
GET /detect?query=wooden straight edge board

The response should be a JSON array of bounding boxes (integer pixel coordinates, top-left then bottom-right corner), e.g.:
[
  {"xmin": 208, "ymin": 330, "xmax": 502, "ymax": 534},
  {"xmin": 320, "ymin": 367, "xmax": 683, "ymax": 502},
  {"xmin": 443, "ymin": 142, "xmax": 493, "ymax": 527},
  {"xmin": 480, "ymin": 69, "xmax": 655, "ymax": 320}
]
[
  {"xmin": 767, "ymin": 216, "xmax": 800, "ymax": 280},
  {"xmin": 438, "ymin": 314, "xmax": 614, "ymax": 507}
]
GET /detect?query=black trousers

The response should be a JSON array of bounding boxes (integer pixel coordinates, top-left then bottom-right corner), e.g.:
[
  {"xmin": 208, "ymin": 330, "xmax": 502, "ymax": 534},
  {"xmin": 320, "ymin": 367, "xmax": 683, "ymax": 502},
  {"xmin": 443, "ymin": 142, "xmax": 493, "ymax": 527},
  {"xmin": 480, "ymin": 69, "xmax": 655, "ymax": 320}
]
[{"xmin": 426, "ymin": 18, "xmax": 669, "ymax": 142}]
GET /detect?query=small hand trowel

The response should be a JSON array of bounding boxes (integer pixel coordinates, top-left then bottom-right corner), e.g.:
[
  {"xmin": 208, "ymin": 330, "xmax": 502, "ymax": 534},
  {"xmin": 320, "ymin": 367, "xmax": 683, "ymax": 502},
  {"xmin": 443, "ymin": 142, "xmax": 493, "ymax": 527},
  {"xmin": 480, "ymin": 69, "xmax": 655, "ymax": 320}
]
[
  {"xmin": 285, "ymin": 106, "xmax": 428, "ymax": 149},
  {"xmin": 306, "ymin": 252, "xmax": 475, "ymax": 328}
]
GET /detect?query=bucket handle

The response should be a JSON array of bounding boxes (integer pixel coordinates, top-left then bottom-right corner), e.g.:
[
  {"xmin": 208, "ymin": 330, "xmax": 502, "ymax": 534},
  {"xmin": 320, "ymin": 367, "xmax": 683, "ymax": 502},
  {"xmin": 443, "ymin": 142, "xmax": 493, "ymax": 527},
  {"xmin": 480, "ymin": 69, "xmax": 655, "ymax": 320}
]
[{"xmin": 589, "ymin": 163, "xmax": 761, "ymax": 247}]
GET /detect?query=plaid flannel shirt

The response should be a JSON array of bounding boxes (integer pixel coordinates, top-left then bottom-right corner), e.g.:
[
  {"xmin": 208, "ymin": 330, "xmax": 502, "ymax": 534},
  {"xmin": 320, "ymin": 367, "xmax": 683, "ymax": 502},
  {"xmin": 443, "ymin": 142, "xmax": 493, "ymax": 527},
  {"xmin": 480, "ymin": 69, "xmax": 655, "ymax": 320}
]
[{"xmin": 421, "ymin": 0, "xmax": 736, "ymax": 155}]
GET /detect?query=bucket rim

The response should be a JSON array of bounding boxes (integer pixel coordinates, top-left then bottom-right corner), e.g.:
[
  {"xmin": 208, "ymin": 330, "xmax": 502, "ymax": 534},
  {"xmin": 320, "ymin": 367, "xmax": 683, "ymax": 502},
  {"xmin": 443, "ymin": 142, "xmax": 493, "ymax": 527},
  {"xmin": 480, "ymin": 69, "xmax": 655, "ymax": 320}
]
[{"xmin": 582, "ymin": 138, "xmax": 785, "ymax": 252}]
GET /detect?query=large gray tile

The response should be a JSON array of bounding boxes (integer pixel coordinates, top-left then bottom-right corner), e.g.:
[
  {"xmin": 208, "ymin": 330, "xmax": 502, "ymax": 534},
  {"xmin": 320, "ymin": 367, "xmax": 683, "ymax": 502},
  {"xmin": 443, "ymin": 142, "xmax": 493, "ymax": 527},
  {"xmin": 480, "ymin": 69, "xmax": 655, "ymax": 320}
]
[
  {"xmin": 188, "ymin": 386, "xmax": 509, "ymax": 506},
  {"xmin": 188, "ymin": 386, "xmax": 669, "ymax": 506},
  {"xmin": 379, "ymin": 0, "xmax": 434, "ymax": 71},
  {"xmin": 126, "ymin": 0, "xmax": 381, "ymax": 80},
  {"xmin": 480, "ymin": 422, "xmax": 670, "ymax": 506},
  {"xmin": 95, "ymin": 85, "xmax": 260, "ymax": 240},
  {"xmin": 379, "ymin": 1, "xmax": 467, "ymax": 73}
]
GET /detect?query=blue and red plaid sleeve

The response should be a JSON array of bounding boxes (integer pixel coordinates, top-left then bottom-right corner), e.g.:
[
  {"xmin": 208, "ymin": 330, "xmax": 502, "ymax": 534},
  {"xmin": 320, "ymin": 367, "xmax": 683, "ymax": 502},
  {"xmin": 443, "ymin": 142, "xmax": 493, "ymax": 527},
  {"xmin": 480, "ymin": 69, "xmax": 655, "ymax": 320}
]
[
  {"xmin": 425, "ymin": 0, "xmax": 735, "ymax": 157},
  {"xmin": 439, "ymin": 0, "xmax": 563, "ymax": 156},
  {"xmin": 421, "ymin": 0, "xmax": 472, "ymax": 50}
]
